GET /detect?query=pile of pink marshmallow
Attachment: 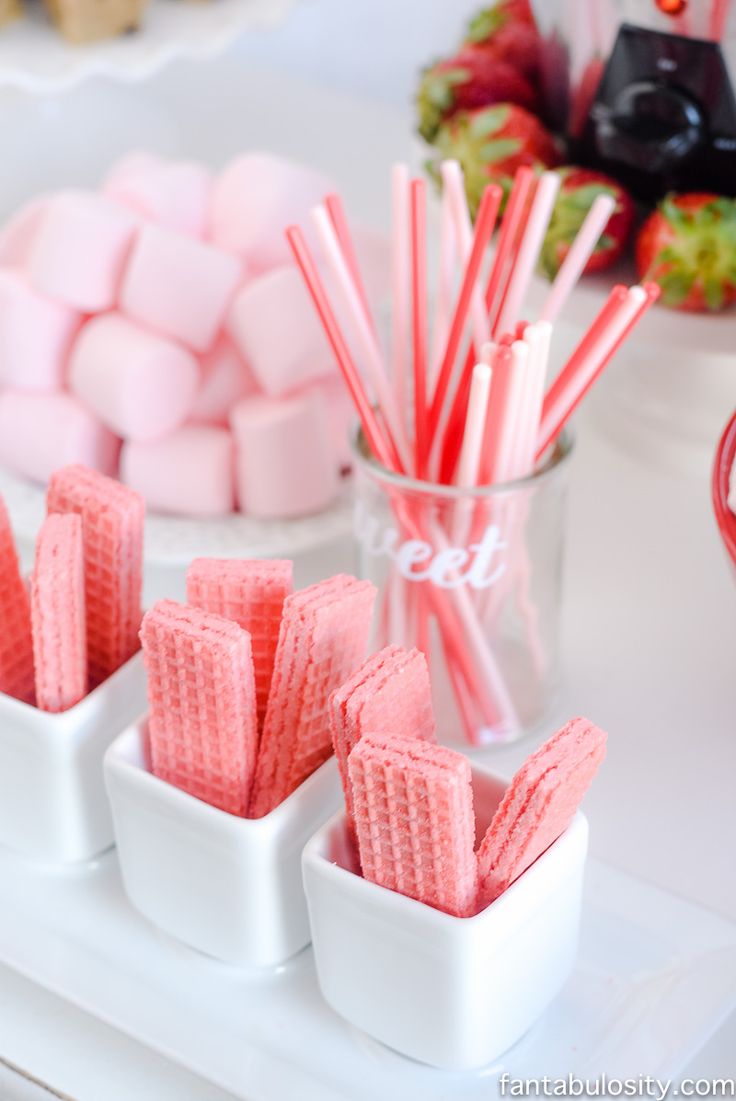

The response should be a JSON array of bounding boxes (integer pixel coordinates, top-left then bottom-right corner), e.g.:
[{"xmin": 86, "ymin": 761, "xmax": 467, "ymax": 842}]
[{"xmin": 0, "ymin": 151, "xmax": 367, "ymax": 520}]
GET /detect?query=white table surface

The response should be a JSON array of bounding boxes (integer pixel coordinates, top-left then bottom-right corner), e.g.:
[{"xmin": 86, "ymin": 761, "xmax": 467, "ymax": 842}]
[{"xmin": 0, "ymin": 6, "xmax": 734, "ymax": 1095}]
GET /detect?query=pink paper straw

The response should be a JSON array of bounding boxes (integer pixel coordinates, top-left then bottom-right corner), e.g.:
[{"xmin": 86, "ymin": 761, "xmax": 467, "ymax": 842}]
[
  {"xmin": 391, "ymin": 164, "xmax": 411, "ymax": 421},
  {"xmin": 287, "ymin": 225, "xmax": 397, "ymax": 472},
  {"xmin": 311, "ymin": 205, "xmax": 412, "ymax": 474},
  {"xmin": 430, "ymin": 175, "xmax": 457, "ymax": 393},
  {"xmin": 539, "ymin": 193, "xmax": 617, "ymax": 324},
  {"xmin": 411, "ymin": 178, "xmax": 430, "ymax": 479},
  {"xmin": 456, "ymin": 363, "xmax": 493, "ymax": 487},
  {"xmin": 441, "ymin": 160, "xmax": 489, "ymax": 354},
  {"xmin": 485, "ymin": 167, "xmax": 535, "ymax": 335},
  {"xmin": 488, "ymin": 339, "xmax": 531, "ymax": 484},
  {"xmin": 325, "ymin": 192, "xmax": 374, "ymax": 330},
  {"xmin": 536, "ymin": 285, "xmax": 649, "ymax": 458},
  {"xmin": 493, "ymin": 171, "xmax": 561, "ymax": 338},
  {"xmin": 512, "ymin": 320, "xmax": 552, "ymax": 477}
]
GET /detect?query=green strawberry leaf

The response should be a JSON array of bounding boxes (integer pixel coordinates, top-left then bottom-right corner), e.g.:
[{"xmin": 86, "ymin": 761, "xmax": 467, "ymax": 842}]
[
  {"xmin": 563, "ymin": 183, "xmax": 617, "ymax": 210},
  {"xmin": 593, "ymin": 233, "xmax": 615, "ymax": 253},
  {"xmin": 704, "ymin": 277, "xmax": 725, "ymax": 311},
  {"xmin": 658, "ymin": 270, "xmax": 696, "ymax": 307},
  {"xmin": 480, "ymin": 138, "xmax": 522, "ymax": 164},
  {"xmin": 466, "ymin": 6, "xmax": 506, "ymax": 43},
  {"xmin": 469, "ymin": 105, "xmax": 511, "ymax": 138}
]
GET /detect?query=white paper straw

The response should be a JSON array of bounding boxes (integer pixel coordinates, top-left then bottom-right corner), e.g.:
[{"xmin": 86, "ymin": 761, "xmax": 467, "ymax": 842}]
[
  {"xmin": 430, "ymin": 184, "xmax": 456, "ymax": 394},
  {"xmin": 441, "ymin": 160, "xmax": 489, "ymax": 354},
  {"xmin": 456, "ymin": 363, "xmax": 493, "ymax": 488}
]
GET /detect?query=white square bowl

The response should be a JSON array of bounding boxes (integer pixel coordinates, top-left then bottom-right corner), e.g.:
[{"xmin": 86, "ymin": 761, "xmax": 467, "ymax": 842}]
[
  {"xmin": 302, "ymin": 764, "xmax": 589, "ymax": 1070},
  {"xmin": 0, "ymin": 652, "xmax": 147, "ymax": 864},
  {"xmin": 104, "ymin": 719, "xmax": 343, "ymax": 968}
]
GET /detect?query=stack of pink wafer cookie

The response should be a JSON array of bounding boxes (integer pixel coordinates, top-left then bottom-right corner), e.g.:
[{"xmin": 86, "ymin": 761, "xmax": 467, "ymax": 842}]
[
  {"xmin": 0, "ymin": 463, "xmax": 145, "ymax": 713},
  {"xmin": 140, "ymin": 560, "xmax": 377, "ymax": 819},
  {"xmin": 329, "ymin": 645, "xmax": 437, "ymax": 839},
  {"xmin": 0, "ymin": 150, "xmax": 382, "ymax": 520},
  {"xmin": 342, "ymin": 713, "xmax": 606, "ymax": 917}
]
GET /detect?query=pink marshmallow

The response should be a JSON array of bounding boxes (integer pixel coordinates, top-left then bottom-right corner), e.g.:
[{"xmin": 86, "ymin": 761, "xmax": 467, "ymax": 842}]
[
  {"xmin": 68, "ymin": 313, "xmax": 199, "ymax": 442},
  {"xmin": 227, "ymin": 266, "xmax": 331, "ymax": 397},
  {"xmin": 120, "ymin": 224, "xmax": 241, "ymax": 353},
  {"xmin": 189, "ymin": 335, "xmax": 259, "ymax": 427},
  {"xmin": 103, "ymin": 151, "xmax": 213, "ymax": 239},
  {"xmin": 0, "ymin": 196, "xmax": 48, "ymax": 269},
  {"xmin": 121, "ymin": 426, "xmax": 234, "ymax": 518},
  {"xmin": 0, "ymin": 270, "xmax": 81, "ymax": 391},
  {"xmin": 27, "ymin": 190, "xmax": 138, "ymax": 312},
  {"xmin": 0, "ymin": 391, "xmax": 119, "ymax": 484},
  {"xmin": 230, "ymin": 391, "xmax": 338, "ymax": 519},
  {"xmin": 210, "ymin": 153, "xmax": 333, "ymax": 272}
]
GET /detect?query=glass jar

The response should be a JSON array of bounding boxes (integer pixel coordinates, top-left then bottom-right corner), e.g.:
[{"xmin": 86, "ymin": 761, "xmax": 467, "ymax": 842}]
[{"xmin": 352, "ymin": 428, "xmax": 574, "ymax": 747}]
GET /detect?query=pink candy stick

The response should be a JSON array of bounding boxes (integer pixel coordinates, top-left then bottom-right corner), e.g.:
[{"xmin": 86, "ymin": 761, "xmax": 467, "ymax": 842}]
[
  {"xmin": 311, "ymin": 205, "xmax": 412, "ymax": 474},
  {"xmin": 349, "ymin": 732, "xmax": 479, "ymax": 917},
  {"xmin": 494, "ymin": 171, "xmax": 561, "ymax": 339},
  {"xmin": 141, "ymin": 600, "xmax": 258, "ymax": 817},
  {"xmin": 329, "ymin": 645, "xmax": 436, "ymax": 835},
  {"xmin": 47, "ymin": 465, "xmax": 144, "ymax": 688},
  {"xmin": 487, "ymin": 340, "xmax": 530, "ymax": 484},
  {"xmin": 539, "ymin": 194, "xmax": 616, "ymax": 324},
  {"xmin": 249, "ymin": 575, "xmax": 376, "ymax": 818},
  {"xmin": 430, "ymin": 178, "xmax": 457, "ymax": 393},
  {"xmin": 0, "ymin": 495, "xmax": 34, "ymax": 703},
  {"xmin": 186, "ymin": 558, "xmax": 293, "ymax": 727},
  {"xmin": 478, "ymin": 717, "xmax": 607, "ymax": 904},
  {"xmin": 31, "ymin": 514, "xmax": 87, "ymax": 713}
]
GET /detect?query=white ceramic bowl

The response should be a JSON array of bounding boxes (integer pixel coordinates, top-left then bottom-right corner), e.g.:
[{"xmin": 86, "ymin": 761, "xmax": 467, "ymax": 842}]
[
  {"xmin": 302, "ymin": 765, "xmax": 589, "ymax": 1070},
  {"xmin": 0, "ymin": 651, "xmax": 146, "ymax": 864},
  {"xmin": 104, "ymin": 719, "xmax": 342, "ymax": 967}
]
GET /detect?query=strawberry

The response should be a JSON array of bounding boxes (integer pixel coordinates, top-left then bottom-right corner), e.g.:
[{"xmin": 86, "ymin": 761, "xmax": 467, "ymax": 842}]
[
  {"xmin": 465, "ymin": 1, "xmax": 541, "ymax": 82},
  {"xmin": 429, "ymin": 104, "xmax": 560, "ymax": 215},
  {"xmin": 636, "ymin": 193, "xmax": 736, "ymax": 313},
  {"xmin": 540, "ymin": 168, "xmax": 635, "ymax": 280},
  {"xmin": 417, "ymin": 46, "xmax": 538, "ymax": 142}
]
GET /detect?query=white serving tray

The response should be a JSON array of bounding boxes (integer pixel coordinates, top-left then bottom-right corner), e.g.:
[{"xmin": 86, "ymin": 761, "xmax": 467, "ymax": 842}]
[
  {"xmin": 0, "ymin": 0, "xmax": 296, "ymax": 93},
  {"xmin": 0, "ymin": 844, "xmax": 733, "ymax": 1100}
]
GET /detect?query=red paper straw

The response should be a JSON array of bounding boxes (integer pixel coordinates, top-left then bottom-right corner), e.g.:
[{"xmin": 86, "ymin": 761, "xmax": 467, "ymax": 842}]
[
  {"xmin": 428, "ymin": 184, "xmax": 502, "ymax": 438},
  {"xmin": 287, "ymin": 225, "xmax": 398, "ymax": 471},
  {"xmin": 487, "ymin": 166, "xmax": 536, "ymax": 337},
  {"xmin": 324, "ymin": 192, "xmax": 374, "ymax": 330},
  {"xmin": 411, "ymin": 178, "xmax": 429, "ymax": 479},
  {"xmin": 536, "ymin": 284, "xmax": 658, "ymax": 458}
]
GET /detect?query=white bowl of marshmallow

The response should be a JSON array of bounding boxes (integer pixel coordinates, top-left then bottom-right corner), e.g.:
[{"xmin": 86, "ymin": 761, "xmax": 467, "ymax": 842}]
[{"xmin": 0, "ymin": 150, "xmax": 386, "ymax": 527}]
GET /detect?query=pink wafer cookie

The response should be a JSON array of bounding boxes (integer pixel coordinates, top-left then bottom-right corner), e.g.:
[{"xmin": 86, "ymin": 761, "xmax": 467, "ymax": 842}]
[
  {"xmin": 348, "ymin": 732, "xmax": 479, "ymax": 918},
  {"xmin": 47, "ymin": 465, "xmax": 144, "ymax": 689},
  {"xmin": 329, "ymin": 645, "xmax": 436, "ymax": 836},
  {"xmin": 140, "ymin": 600, "xmax": 258, "ymax": 817},
  {"xmin": 186, "ymin": 558, "xmax": 293, "ymax": 728},
  {"xmin": 477, "ymin": 717, "xmax": 607, "ymax": 905},
  {"xmin": 249, "ymin": 575, "xmax": 376, "ymax": 818},
  {"xmin": 0, "ymin": 495, "xmax": 34, "ymax": 703},
  {"xmin": 31, "ymin": 514, "xmax": 87, "ymax": 713}
]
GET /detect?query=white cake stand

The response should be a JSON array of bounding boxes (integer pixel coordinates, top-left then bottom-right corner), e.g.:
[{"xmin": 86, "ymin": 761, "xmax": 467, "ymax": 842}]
[
  {"xmin": 0, "ymin": 466, "xmax": 356, "ymax": 604},
  {"xmin": 0, "ymin": 0, "xmax": 297, "ymax": 93}
]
